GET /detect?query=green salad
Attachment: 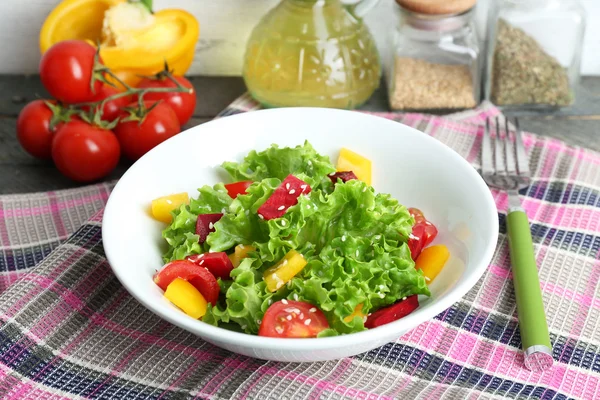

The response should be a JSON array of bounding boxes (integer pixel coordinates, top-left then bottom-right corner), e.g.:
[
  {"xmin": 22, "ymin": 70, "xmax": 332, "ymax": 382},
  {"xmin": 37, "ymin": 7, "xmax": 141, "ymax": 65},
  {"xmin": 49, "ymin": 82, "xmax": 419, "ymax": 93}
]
[{"xmin": 153, "ymin": 141, "xmax": 435, "ymax": 338}]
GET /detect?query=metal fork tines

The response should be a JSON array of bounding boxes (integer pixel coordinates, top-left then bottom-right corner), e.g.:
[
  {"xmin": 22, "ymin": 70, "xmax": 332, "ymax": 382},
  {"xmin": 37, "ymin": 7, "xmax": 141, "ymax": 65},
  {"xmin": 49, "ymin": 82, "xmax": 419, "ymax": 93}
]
[{"xmin": 482, "ymin": 116, "xmax": 531, "ymax": 209}]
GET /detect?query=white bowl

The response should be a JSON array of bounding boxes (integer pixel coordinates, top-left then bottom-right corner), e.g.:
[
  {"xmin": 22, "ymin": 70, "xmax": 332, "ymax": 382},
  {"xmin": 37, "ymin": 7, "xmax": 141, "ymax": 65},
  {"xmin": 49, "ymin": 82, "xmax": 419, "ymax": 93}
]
[{"xmin": 103, "ymin": 108, "xmax": 498, "ymax": 362}]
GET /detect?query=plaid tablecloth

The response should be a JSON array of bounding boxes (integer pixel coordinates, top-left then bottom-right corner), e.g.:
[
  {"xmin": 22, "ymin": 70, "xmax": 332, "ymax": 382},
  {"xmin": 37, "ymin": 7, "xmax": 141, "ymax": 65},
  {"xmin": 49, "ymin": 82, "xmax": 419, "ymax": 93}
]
[{"xmin": 0, "ymin": 97, "xmax": 599, "ymax": 399}]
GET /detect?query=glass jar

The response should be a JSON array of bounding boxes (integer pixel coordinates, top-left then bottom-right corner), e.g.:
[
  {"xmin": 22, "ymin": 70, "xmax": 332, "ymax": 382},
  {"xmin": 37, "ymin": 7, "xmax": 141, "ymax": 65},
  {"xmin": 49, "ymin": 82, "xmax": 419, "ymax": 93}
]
[
  {"xmin": 385, "ymin": 0, "xmax": 480, "ymax": 111},
  {"xmin": 484, "ymin": 0, "xmax": 586, "ymax": 110},
  {"xmin": 243, "ymin": 0, "xmax": 382, "ymax": 109}
]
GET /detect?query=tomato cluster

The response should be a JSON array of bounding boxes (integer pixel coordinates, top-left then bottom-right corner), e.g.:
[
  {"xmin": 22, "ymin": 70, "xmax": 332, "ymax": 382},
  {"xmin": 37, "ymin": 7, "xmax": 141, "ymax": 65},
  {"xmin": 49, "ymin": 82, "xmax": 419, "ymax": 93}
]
[{"xmin": 17, "ymin": 40, "xmax": 196, "ymax": 182}]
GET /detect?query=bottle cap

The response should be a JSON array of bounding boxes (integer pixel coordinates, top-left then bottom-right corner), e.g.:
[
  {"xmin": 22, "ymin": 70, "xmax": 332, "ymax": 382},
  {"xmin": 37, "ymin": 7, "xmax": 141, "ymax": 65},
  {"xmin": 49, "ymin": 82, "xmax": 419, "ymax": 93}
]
[{"xmin": 396, "ymin": 0, "xmax": 477, "ymax": 15}]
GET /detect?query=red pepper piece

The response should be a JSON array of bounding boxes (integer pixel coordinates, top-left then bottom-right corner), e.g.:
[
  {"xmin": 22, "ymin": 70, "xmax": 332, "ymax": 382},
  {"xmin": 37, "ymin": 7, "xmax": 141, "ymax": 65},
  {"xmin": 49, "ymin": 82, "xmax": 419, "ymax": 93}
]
[
  {"xmin": 257, "ymin": 175, "xmax": 311, "ymax": 220},
  {"xmin": 153, "ymin": 259, "xmax": 220, "ymax": 305},
  {"xmin": 407, "ymin": 208, "xmax": 438, "ymax": 260},
  {"xmin": 328, "ymin": 171, "xmax": 358, "ymax": 184},
  {"xmin": 195, "ymin": 213, "xmax": 223, "ymax": 244},
  {"xmin": 365, "ymin": 295, "xmax": 419, "ymax": 329},
  {"xmin": 187, "ymin": 252, "xmax": 234, "ymax": 280},
  {"xmin": 224, "ymin": 180, "xmax": 253, "ymax": 198}
]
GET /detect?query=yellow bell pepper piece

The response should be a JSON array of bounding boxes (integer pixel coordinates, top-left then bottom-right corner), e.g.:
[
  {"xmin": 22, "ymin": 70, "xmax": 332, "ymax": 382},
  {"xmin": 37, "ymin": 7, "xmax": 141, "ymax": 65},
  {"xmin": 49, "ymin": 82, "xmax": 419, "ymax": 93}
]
[
  {"xmin": 264, "ymin": 250, "xmax": 307, "ymax": 292},
  {"xmin": 229, "ymin": 244, "xmax": 256, "ymax": 268},
  {"xmin": 415, "ymin": 245, "xmax": 450, "ymax": 283},
  {"xmin": 343, "ymin": 304, "xmax": 366, "ymax": 323},
  {"xmin": 151, "ymin": 192, "xmax": 189, "ymax": 224},
  {"xmin": 164, "ymin": 277, "xmax": 207, "ymax": 319},
  {"xmin": 39, "ymin": 0, "xmax": 199, "ymax": 88},
  {"xmin": 336, "ymin": 148, "xmax": 372, "ymax": 185}
]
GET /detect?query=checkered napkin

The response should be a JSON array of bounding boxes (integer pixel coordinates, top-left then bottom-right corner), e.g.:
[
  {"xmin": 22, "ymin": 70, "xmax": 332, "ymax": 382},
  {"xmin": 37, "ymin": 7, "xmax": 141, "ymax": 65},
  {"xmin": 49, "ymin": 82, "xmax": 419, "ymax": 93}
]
[{"xmin": 0, "ymin": 97, "xmax": 598, "ymax": 399}]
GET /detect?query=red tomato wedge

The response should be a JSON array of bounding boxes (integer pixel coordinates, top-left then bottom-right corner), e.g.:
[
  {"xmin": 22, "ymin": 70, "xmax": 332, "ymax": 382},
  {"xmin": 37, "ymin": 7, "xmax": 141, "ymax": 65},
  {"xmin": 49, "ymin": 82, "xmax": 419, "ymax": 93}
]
[
  {"xmin": 224, "ymin": 181, "xmax": 253, "ymax": 198},
  {"xmin": 364, "ymin": 295, "xmax": 419, "ymax": 329},
  {"xmin": 257, "ymin": 175, "xmax": 311, "ymax": 220},
  {"xmin": 259, "ymin": 300, "xmax": 329, "ymax": 338},
  {"xmin": 328, "ymin": 171, "xmax": 358, "ymax": 184},
  {"xmin": 186, "ymin": 252, "xmax": 234, "ymax": 280},
  {"xmin": 195, "ymin": 213, "xmax": 223, "ymax": 244},
  {"xmin": 407, "ymin": 208, "xmax": 438, "ymax": 260},
  {"xmin": 153, "ymin": 260, "xmax": 220, "ymax": 305}
]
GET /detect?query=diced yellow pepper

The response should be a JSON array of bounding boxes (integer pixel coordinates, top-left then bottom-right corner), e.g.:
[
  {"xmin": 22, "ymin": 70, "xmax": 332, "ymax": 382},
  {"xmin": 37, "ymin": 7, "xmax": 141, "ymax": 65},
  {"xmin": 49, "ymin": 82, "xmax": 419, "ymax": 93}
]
[
  {"xmin": 164, "ymin": 277, "xmax": 207, "ymax": 319},
  {"xmin": 229, "ymin": 244, "xmax": 256, "ymax": 267},
  {"xmin": 263, "ymin": 250, "xmax": 307, "ymax": 292},
  {"xmin": 151, "ymin": 192, "xmax": 189, "ymax": 223},
  {"xmin": 336, "ymin": 148, "xmax": 372, "ymax": 185},
  {"xmin": 415, "ymin": 245, "xmax": 450, "ymax": 283},
  {"xmin": 343, "ymin": 304, "xmax": 366, "ymax": 323}
]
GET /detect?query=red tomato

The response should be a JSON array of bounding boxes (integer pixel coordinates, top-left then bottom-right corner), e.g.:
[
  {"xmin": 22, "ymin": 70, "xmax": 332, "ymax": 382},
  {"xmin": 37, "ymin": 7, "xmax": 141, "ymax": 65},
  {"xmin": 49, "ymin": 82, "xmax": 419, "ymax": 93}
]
[
  {"xmin": 365, "ymin": 295, "xmax": 419, "ymax": 329},
  {"xmin": 187, "ymin": 253, "xmax": 234, "ymax": 280},
  {"xmin": 114, "ymin": 101, "xmax": 181, "ymax": 161},
  {"xmin": 258, "ymin": 300, "xmax": 329, "ymax": 338},
  {"xmin": 86, "ymin": 85, "xmax": 131, "ymax": 122},
  {"xmin": 136, "ymin": 76, "xmax": 196, "ymax": 125},
  {"xmin": 153, "ymin": 259, "xmax": 220, "ymax": 305},
  {"xmin": 224, "ymin": 181, "xmax": 253, "ymax": 198},
  {"xmin": 17, "ymin": 100, "xmax": 62, "ymax": 159},
  {"xmin": 51, "ymin": 120, "xmax": 120, "ymax": 182},
  {"xmin": 39, "ymin": 40, "xmax": 102, "ymax": 104},
  {"xmin": 257, "ymin": 175, "xmax": 311, "ymax": 220}
]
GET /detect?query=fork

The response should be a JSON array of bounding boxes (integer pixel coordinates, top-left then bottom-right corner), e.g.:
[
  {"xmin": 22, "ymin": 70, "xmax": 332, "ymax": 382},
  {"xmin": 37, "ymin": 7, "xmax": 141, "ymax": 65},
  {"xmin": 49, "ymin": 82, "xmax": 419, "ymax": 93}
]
[{"xmin": 482, "ymin": 116, "xmax": 553, "ymax": 372}]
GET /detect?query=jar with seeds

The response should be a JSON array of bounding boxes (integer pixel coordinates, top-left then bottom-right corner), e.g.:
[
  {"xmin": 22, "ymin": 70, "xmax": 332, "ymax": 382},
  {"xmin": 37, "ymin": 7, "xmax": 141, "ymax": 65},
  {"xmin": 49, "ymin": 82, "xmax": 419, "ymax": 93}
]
[
  {"xmin": 385, "ymin": 0, "xmax": 481, "ymax": 111},
  {"xmin": 484, "ymin": 0, "xmax": 586, "ymax": 110}
]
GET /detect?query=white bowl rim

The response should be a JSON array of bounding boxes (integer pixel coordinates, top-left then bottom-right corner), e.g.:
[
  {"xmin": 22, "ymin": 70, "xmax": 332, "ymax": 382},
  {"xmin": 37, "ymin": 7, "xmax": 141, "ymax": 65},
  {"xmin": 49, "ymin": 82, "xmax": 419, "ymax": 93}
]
[{"xmin": 103, "ymin": 107, "xmax": 499, "ymax": 352}]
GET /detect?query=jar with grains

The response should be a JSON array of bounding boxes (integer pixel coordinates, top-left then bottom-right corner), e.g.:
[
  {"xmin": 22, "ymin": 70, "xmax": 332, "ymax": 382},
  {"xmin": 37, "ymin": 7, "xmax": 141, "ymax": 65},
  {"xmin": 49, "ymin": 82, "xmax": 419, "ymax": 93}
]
[
  {"xmin": 484, "ymin": 0, "xmax": 586, "ymax": 110},
  {"xmin": 385, "ymin": 0, "xmax": 481, "ymax": 111}
]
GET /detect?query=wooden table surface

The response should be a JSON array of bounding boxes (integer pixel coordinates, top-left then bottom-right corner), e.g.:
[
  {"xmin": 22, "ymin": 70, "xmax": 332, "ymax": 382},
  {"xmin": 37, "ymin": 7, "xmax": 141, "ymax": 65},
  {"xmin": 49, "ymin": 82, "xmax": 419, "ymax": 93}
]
[{"xmin": 1, "ymin": 75, "xmax": 599, "ymax": 194}]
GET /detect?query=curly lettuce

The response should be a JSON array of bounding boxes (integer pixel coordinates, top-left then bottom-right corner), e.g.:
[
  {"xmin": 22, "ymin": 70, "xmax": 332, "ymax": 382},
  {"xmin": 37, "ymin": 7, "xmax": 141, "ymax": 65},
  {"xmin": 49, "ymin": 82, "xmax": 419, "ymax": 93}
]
[{"xmin": 162, "ymin": 142, "xmax": 430, "ymax": 336}]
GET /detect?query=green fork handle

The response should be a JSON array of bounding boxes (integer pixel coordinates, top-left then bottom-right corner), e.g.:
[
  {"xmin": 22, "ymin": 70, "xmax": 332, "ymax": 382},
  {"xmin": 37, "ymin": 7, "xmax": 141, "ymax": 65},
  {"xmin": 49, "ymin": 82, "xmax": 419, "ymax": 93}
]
[{"xmin": 506, "ymin": 209, "xmax": 553, "ymax": 371}]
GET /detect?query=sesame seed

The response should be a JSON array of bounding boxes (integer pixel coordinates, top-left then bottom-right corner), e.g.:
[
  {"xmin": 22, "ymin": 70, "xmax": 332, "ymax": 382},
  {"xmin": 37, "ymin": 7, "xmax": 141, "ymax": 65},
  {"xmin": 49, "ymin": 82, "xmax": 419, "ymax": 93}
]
[
  {"xmin": 208, "ymin": 222, "xmax": 214, "ymax": 229},
  {"xmin": 362, "ymin": 316, "xmax": 368, "ymax": 323},
  {"xmin": 293, "ymin": 293, "xmax": 299, "ymax": 301},
  {"xmin": 258, "ymin": 214, "xmax": 264, "ymax": 220},
  {"xmin": 299, "ymin": 313, "xmax": 304, "ymax": 320},
  {"xmin": 245, "ymin": 210, "xmax": 250, "ymax": 216},
  {"xmin": 239, "ymin": 244, "xmax": 245, "ymax": 249},
  {"xmin": 257, "ymin": 319, "xmax": 261, "ymax": 325},
  {"xmin": 221, "ymin": 208, "xmax": 226, "ymax": 214},
  {"xmin": 342, "ymin": 235, "xmax": 346, "ymax": 242},
  {"xmin": 374, "ymin": 235, "xmax": 381, "ymax": 240},
  {"xmin": 309, "ymin": 307, "xmax": 317, "ymax": 313},
  {"xmin": 379, "ymin": 293, "xmax": 385, "ymax": 298},
  {"xmin": 328, "ymin": 172, "xmax": 335, "ymax": 176},
  {"xmin": 281, "ymin": 299, "xmax": 288, "ymax": 305},
  {"xmin": 268, "ymin": 299, "xmax": 273, "ymax": 305},
  {"xmin": 286, "ymin": 315, "xmax": 292, "ymax": 320},
  {"xmin": 356, "ymin": 250, "xmax": 359, "ymax": 257},
  {"xmin": 277, "ymin": 205, "xmax": 285, "ymax": 210},
  {"xmin": 352, "ymin": 268, "xmax": 356, "ymax": 273},
  {"xmin": 197, "ymin": 254, "xmax": 204, "ymax": 259},
  {"xmin": 276, "ymin": 282, "xmax": 283, "ymax": 289},
  {"xmin": 282, "ymin": 259, "xmax": 288, "ymax": 266},
  {"xmin": 289, "ymin": 189, "xmax": 296, "ymax": 195},
  {"xmin": 306, "ymin": 205, "xmax": 311, "ymax": 209},
  {"xmin": 402, "ymin": 297, "xmax": 407, "ymax": 301},
  {"xmin": 425, "ymin": 277, "xmax": 431, "ymax": 281},
  {"xmin": 199, "ymin": 260, "xmax": 205, "ymax": 265},
  {"xmin": 300, "ymin": 185, "xmax": 307, "ymax": 190},
  {"xmin": 281, "ymin": 220, "xmax": 287, "ymax": 226},
  {"xmin": 287, "ymin": 281, "xmax": 292, "ymax": 288},
  {"xmin": 166, "ymin": 199, "xmax": 173, "ymax": 205},
  {"xmin": 379, "ymin": 285, "xmax": 385, "ymax": 290},
  {"xmin": 208, "ymin": 248, "xmax": 216, "ymax": 253},
  {"xmin": 286, "ymin": 183, "xmax": 290, "ymax": 190},
  {"xmin": 275, "ymin": 326, "xmax": 284, "ymax": 334},
  {"xmin": 284, "ymin": 307, "xmax": 300, "ymax": 313},
  {"xmin": 304, "ymin": 319, "xmax": 311, "ymax": 325},
  {"xmin": 362, "ymin": 187, "xmax": 367, "ymax": 192}
]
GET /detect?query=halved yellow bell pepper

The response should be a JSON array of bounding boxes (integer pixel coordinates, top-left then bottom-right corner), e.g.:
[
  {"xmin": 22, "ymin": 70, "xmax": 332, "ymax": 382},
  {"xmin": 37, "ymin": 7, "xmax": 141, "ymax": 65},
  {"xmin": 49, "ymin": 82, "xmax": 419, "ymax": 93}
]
[
  {"xmin": 40, "ymin": 0, "xmax": 199, "ymax": 88},
  {"xmin": 264, "ymin": 250, "xmax": 307, "ymax": 292},
  {"xmin": 229, "ymin": 244, "xmax": 256, "ymax": 268}
]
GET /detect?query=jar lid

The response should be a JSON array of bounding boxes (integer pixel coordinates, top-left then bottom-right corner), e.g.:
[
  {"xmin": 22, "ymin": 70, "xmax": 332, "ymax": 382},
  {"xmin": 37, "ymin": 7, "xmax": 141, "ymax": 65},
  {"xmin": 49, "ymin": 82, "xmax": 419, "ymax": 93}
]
[{"xmin": 396, "ymin": 0, "xmax": 477, "ymax": 15}]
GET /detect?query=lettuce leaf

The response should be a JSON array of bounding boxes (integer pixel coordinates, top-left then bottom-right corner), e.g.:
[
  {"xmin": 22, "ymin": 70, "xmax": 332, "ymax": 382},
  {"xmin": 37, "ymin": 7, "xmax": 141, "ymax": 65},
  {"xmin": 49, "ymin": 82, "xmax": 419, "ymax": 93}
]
[{"xmin": 221, "ymin": 140, "xmax": 336, "ymax": 189}]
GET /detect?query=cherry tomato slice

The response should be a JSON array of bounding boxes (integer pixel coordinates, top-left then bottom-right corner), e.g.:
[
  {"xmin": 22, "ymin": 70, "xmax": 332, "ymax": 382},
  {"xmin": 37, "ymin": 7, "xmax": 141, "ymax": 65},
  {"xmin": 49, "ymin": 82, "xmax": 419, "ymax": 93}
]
[
  {"xmin": 364, "ymin": 295, "xmax": 419, "ymax": 329},
  {"xmin": 153, "ymin": 260, "xmax": 219, "ymax": 305},
  {"xmin": 224, "ymin": 181, "xmax": 253, "ymax": 198},
  {"xmin": 258, "ymin": 300, "xmax": 329, "ymax": 338},
  {"xmin": 186, "ymin": 252, "xmax": 234, "ymax": 280}
]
